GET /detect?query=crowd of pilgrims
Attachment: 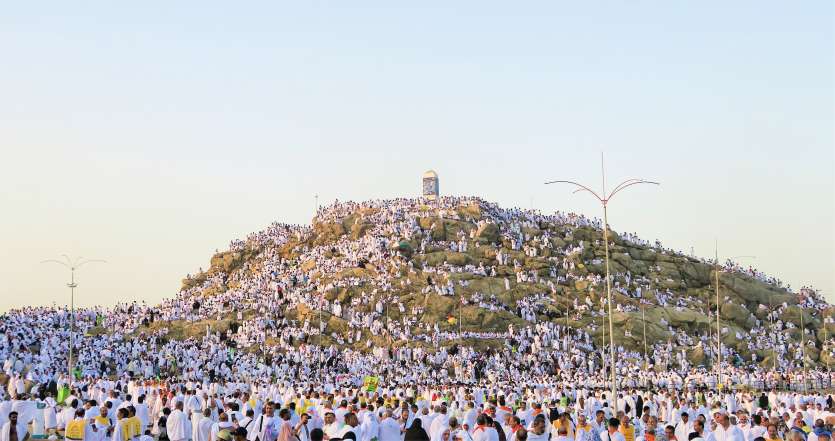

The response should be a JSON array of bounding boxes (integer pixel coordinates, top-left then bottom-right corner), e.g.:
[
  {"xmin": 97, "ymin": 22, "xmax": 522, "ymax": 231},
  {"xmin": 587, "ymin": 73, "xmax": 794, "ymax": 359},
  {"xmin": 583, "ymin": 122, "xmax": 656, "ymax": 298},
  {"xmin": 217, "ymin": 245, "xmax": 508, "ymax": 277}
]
[
  {"xmin": 1, "ymin": 197, "xmax": 833, "ymax": 441},
  {"xmin": 2, "ymin": 378, "xmax": 835, "ymax": 441}
]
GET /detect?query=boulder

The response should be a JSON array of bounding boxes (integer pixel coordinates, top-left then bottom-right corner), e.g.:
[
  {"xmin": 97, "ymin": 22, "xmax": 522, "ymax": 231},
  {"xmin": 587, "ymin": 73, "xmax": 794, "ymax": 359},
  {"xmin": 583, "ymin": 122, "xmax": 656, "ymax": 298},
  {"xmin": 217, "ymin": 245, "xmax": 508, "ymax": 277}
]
[
  {"xmin": 611, "ymin": 253, "xmax": 634, "ymax": 271},
  {"xmin": 721, "ymin": 303, "xmax": 756, "ymax": 330},
  {"xmin": 820, "ymin": 347, "xmax": 835, "ymax": 368},
  {"xmin": 688, "ymin": 346, "xmax": 707, "ymax": 366},
  {"xmin": 445, "ymin": 252, "xmax": 472, "ymax": 267},
  {"xmin": 572, "ymin": 227, "xmax": 603, "ymax": 243},
  {"xmin": 720, "ymin": 273, "xmax": 794, "ymax": 306},
  {"xmin": 680, "ymin": 262, "xmax": 712, "ymax": 286},
  {"xmin": 181, "ymin": 272, "xmax": 208, "ymax": 291},
  {"xmin": 780, "ymin": 306, "xmax": 819, "ymax": 329},
  {"xmin": 300, "ymin": 259, "xmax": 317, "ymax": 272},
  {"xmin": 475, "ymin": 223, "xmax": 500, "ymax": 243},
  {"xmin": 313, "ymin": 221, "xmax": 346, "ymax": 245},
  {"xmin": 417, "ymin": 216, "xmax": 435, "ymax": 230},
  {"xmin": 626, "ymin": 316, "xmax": 670, "ymax": 346},
  {"xmin": 210, "ymin": 251, "xmax": 243, "ymax": 273},
  {"xmin": 626, "ymin": 247, "xmax": 657, "ymax": 262},
  {"xmin": 657, "ymin": 262, "xmax": 681, "ymax": 280},
  {"xmin": 431, "ymin": 222, "xmax": 446, "ymax": 241},
  {"xmin": 350, "ymin": 221, "xmax": 372, "ymax": 240},
  {"xmin": 421, "ymin": 293, "xmax": 456, "ymax": 322},
  {"xmin": 457, "ymin": 202, "xmax": 483, "ymax": 220},
  {"xmin": 753, "ymin": 305, "xmax": 771, "ymax": 321},
  {"xmin": 805, "ymin": 346, "xmax": 821, "ymax": 363},
  {"xmin": 816, "ymin": 325, "xmax": 835, "ymax": 344},
  {"xmin": 550, "ymin": 237, "xmax": 567, "ymax": 248},
  {"xmin": 663, "ymin": 307, "xmax": 711, "ymax": 331},
  {"xmin": 460, "ymin": 307, "xmax": 523, "ymax": 333}
]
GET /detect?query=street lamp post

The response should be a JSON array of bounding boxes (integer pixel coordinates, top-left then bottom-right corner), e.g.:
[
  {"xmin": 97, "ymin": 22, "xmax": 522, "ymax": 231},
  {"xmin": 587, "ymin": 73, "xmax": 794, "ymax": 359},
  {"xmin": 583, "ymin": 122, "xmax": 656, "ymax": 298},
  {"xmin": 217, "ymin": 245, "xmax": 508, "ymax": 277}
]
[
  {"xmin": 460, "ymin": 288, "xmax": 464, "ymax": 335},
  {"xmin": 706, "ymin": 284, "xmax": 713, "ymax": 365},
  {"xmin": 596, "ymin": 295, "xmax": 607, "ymax": 374},
  {"xmin": 769, "ymin": 295, "xmax": 778, "ymax": 373},
  {"xmin": 800, "ymin": 311, "xmax": 808, "ymax": 393},
  {"xmin": 641, "ymin": 299, "xmax": 648, "ymax": 369},
  {"xmin": 825, "ymin": 313, "xmax": 830, "ymax": 373},
  {"xmin": 714, "ymin": 253, "xmax": 722, "ymax": 389},
  {"xmin": 565, "ymin": 297, "xmax": 572, "ymax": 375},
  {"xmin": 42, "ymin": 255, "xmax": 106, "ymax": 377},
  {"xmin": 825, "ymin": 311, "xmax": 831, "ymax": 388},
  {"xmin": 546, "ymin": 155, "xmax": 659, "ymax": 412},
  {"xmin": 601, "ymin": 303, "xmax": 607, "ymax": 374}
]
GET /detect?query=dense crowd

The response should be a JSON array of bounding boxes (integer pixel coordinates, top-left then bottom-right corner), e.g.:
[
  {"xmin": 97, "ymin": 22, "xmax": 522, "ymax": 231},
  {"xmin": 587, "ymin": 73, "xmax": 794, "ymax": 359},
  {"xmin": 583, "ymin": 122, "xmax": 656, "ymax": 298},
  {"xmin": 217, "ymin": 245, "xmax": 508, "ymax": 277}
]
[
  {"xmin": 0, "ymin": 197, "xmax": 832, "ymax": 441},
  {"xmin": 2, "ymin": 377, "xmax": 835, "ymax": 441}
]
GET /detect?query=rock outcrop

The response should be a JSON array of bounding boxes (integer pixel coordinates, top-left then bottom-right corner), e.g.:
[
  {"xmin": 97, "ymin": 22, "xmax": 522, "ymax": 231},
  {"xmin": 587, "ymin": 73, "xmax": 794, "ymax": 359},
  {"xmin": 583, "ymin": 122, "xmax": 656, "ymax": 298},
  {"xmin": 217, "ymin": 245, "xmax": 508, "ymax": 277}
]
[{"xmin": 159, "ymin": 197, "xmax": 828, "ymax": 368}]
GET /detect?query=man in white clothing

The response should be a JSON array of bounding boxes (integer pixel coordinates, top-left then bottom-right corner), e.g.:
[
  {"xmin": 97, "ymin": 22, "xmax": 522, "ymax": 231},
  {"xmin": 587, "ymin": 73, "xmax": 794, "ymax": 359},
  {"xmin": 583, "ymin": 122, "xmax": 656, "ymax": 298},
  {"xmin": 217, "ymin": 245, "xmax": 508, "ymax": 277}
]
[
  {"xmin": 322, "ymin": 413, "xmax": 342, "ymax": 441},
  {"xmin": 378, "ymin": 412, "xmax": 401, "ymax": 441},
  {"xmin": 167, "ymin": 402, "xmax": 192, "ymax": 441},
  {"xmin": 708, "ymin": 411, "xmax": 744, "ymax": 441},
  {"xmin": 600, "ymin": 419, "xmax": 626, "ymax": 441},
  {"xmin": 471, "ymin": 415, "xmax": 491, "ymax": 441},
  {"xmin": 195, "ymin": 409, "xmax": 214, "ymax": 441},
  {"xmin": 135, "ymin": 397, "xmax": 150, "ymax": 433},
  {"xmin": 429, "ymin": 407, "xmax": 449, "ymax": 441},
  {"xmin": 675, "ymin": 413, "xmax": 692, "ymax": 441},
  {"xmin": 247, "ymin": 403, "xmax": 275, "ymax": 441},
  {"xmin": 60, "ymin": 400, "xmax": 79, "ymax": 431},
  {"xmin": 0, "ymin": 412, "xmax": 30, "ymax": 441}
]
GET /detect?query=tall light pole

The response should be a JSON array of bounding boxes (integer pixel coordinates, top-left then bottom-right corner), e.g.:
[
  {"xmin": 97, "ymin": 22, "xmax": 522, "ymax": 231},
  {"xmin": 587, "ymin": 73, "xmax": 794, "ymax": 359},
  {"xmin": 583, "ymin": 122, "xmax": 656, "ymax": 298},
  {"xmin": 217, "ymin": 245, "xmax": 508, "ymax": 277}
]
[
  {"xmin": 713, "ymin": 250, "xmax": 722, "ymax": 389},
  {"xmin": 565, "ymin": 297, "xmax": 572, "ymax": 375},
  {"xmin": 598, "ymin": 294, "xmax": 607, "ymax": 375},
  {"xmin": 706, "ymin": 283, "xmax": 713, "ymax": 364},
  {"xmin": 800, "ymin": 311, "xmax": 808, "ymax": 393},
  {"xmin": 601, "ymin": 301, "xmax": 607, "ymax": 375},
  {"xmin": 641, "ymin": 299, "xmax": 648, "ymax": 370},
  {"xmin": 546, "ymin": 155, "xmax": 659, "ymax": 412},
  {"xmin": 825, "ymin": 312, "xmax": 830, "ymax": 374},
  {"xmin": 712, "ymin": 247, "xmax": 754, "ymax": 390},
  {"xmin": 42, "ymin": 255, "xmax": 106, "ymax": 377},
  {"xmin": 769, "ymin": 295, "xmax": 777, "ymax": 373},
  {"xmin": 459, "ymin": 289, "xmax": 463, "ymax": 335}
]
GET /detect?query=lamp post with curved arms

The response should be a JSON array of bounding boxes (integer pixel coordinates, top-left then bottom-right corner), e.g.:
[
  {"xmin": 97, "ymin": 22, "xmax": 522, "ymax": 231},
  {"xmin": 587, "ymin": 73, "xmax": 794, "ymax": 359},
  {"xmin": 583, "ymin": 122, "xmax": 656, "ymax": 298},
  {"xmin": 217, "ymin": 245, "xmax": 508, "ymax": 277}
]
[
  {"xmin": 601, "ymin": 299, "xmax": 607, "ymax": 373},
  {"xmin": 546, "ymin": 157, "xmax": 659, "ymax": 412},
  {"xmin": 641, "ymin": 298, "xmax": 648, "ymax": 369},
  {"xmin": 769, "ymin": 294, "xmax": 778, "ymax": 375},
  {"xmin": 712, "ymin": 247, "xmax": 755, "ymax": 390},
  {"xmin": 801, "ymin": 310, "xmax": 808, "ymax": 392},
  {"xmin": 825, "ymin": 313, "xmax": 831, "ymax": 374},
  {"xmin": 42, "ymin": 255, "xmax": 106, "ymax": 377}
]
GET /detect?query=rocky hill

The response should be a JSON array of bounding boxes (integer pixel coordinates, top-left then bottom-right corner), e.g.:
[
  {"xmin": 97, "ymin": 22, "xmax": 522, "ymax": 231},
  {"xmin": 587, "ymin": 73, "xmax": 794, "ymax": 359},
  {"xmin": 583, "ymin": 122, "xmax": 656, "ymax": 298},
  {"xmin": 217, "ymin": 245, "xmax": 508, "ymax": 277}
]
[{"xmin": 135, "ymin": 197, "xmax": 832, "ymax": 370}]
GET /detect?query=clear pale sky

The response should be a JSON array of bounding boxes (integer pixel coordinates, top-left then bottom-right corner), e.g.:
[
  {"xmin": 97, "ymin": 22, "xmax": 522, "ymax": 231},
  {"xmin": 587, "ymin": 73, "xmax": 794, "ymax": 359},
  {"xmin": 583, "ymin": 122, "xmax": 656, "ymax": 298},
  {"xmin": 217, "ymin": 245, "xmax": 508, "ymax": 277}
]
[{"xmin": 1, "ymin": 2, "xmax": 832, "ymax": 312}]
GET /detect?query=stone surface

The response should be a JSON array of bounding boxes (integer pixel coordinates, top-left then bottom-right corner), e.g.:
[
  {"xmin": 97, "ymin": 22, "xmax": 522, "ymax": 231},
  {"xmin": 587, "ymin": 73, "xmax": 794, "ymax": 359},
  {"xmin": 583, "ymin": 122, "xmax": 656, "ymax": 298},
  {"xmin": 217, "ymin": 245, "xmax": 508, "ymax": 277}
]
[{"xmin": 148, "ymin": 198, "xmax": 827, "ymax": 367}]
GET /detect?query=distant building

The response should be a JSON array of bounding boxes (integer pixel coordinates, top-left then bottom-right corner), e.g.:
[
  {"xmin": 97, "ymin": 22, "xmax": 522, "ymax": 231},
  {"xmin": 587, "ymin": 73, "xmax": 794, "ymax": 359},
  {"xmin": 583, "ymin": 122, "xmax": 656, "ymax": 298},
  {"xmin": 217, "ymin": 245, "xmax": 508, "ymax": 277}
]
[{"xmin": 422, "ymin": 170, "xmax": 439, "ymax": 200}]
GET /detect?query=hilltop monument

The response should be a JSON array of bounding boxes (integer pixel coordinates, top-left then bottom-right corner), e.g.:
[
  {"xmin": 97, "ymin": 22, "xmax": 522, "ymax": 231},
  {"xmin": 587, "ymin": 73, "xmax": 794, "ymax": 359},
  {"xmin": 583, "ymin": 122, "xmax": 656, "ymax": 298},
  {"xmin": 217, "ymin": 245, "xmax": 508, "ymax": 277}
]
[{"xmin": 422, "ymin": 170, "xmax": 439, "ymax": 200}]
